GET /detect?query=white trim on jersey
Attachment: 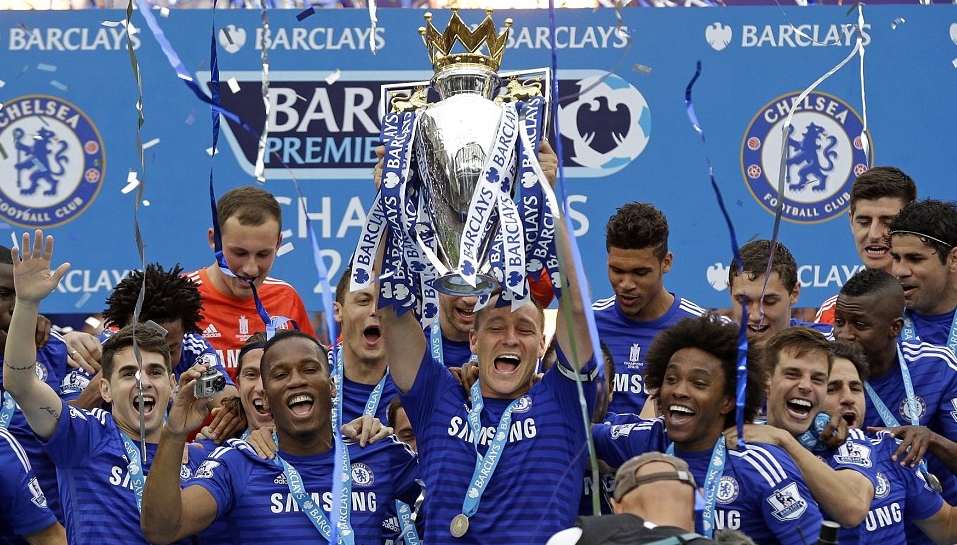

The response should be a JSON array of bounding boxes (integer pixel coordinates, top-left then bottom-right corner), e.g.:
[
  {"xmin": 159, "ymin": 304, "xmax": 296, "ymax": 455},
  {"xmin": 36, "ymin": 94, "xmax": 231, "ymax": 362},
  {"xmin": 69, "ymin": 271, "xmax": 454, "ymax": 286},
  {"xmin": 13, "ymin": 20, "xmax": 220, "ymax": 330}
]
[
  {"xmin": 0, "ymin": 427, "xmax": 32, "ymax": 472},
  {"xmin": 731, "ymin": 444, "xmax": 789, "ymax": 487},
  {"xmin": 677, "ymin": 298, "xmax": 708, "ymax": 316},
  {"xmin": 592, "ymin": 296, "xmax": 616, "ymax": 312},
  {"xmin": 902, "ymin": 340, "xmax": 957, "ymax": 373}
]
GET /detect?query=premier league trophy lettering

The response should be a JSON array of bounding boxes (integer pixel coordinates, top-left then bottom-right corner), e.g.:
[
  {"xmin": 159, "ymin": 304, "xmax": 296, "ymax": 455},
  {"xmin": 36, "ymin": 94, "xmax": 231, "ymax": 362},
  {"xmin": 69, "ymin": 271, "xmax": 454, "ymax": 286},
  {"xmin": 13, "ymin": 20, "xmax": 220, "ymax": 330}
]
[{"xmin": 352, "ymin": 10, "xmax": 560, "ymax": 323}]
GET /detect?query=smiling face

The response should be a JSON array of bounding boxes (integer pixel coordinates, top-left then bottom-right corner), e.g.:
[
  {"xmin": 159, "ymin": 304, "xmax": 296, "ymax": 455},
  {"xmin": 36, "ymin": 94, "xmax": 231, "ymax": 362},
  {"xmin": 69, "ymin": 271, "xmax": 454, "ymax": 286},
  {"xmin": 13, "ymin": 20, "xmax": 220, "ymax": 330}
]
[
  {"xmin": 439, "ymin": 293, "xmax": 478, "ymax": 342},
  {"xmin": 470, "ymin": 300, "xmax": 545, "ymax": 399},
  {"xmin": 335, "ymin": 284, "xmax": 384, "ymax": 367},
  {"xmin": 834, "ymin": 294, "xmax": 902, "ymax": 370},
  {"xmin": 262, "ymin": 335, "xmax": 333, "ymax": 454},
  {"xmin": 823, "ymin": 357, "xmax": 865, "ymax": 429},
  {"xmin": 209, "ymin": 216, "xmax": 281, "ymax": 298},
  {"xmin": 237, "ymin": 348, "xmax": 273, "ymax": 431},
  {"xmin": 765, "ymin": 347, "xmax": 829, "ymax": 436},
  {"xmin": 729, "ymin": 272, "xmax": 798, "ymax": 348},
  {"xmin": 100, "ymin": 347, "xmax": 175, "ymax": 442},
  {"xmin": 850, "ymin": 197, "xmax": 906, "ymax": 271},
  {"xmin": 659, "ymin": 347, "xmax": 734, "ymax": 452},
  {"xmin": 890, "ymin": 234, "xmax": 957, "ymax": 315},
  {"xmin": 607, "ymin": 246, "xmax": 673, "ymax": 321}
]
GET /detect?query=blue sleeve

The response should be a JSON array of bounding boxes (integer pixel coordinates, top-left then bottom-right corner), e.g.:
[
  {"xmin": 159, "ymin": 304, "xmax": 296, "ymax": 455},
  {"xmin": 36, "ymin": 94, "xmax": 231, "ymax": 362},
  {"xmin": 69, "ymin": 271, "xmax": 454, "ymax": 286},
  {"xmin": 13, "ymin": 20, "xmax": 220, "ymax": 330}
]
[
  {"xmin": 399, "ymin": 350, "xmax": 450, "ymax": 431},
  {"xmin": 385, "ymin": 438, "xmax": 422, "ymax": 505},
  {"xmin": 42, "ymin": 400, "xmax": 105, "ymax": 468},
  {"xmin": 903, "ymin": 464, "xmax": 945, "ymax": 521},
  {"xmin": 0, "ymin": 428, "xmax": 57, "ymax": 536},
  {"xmin": 592, "ymin": 419, "xmax": 662, "ymax": 468},
  {"xmin": 180, "ymin": 334, "xmax": 235, "ymax": 387},
  {"xmin": 934, "ymin": 359, "xmax": 957, "ymax": 440},
  {"xmin": 750, "ymin": 446, "xmax": 824, "ymax": 545},
  {"xmin": 827, "ymin": 429, "xmax": 879, "ymax": 491},
  {"xmin": 185, "ymin": 447, "xmax": 246, "ymax": 519}
]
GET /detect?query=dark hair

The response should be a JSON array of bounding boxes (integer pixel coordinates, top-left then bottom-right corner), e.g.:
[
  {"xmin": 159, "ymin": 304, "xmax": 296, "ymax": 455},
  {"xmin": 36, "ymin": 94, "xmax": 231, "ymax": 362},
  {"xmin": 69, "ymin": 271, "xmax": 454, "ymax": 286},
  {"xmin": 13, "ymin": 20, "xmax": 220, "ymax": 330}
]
[
  {"xmin": 850, "ymin": 166, "xmax": 917, "ymax": 214},
  {"xmin": 830, "ymin": 339, "xmax": 869, "ymax": 382},
  {"xmin": 101, "ymin": 324, "xmax": 171, "ymax": 380},
  {"xmin": 604, "ymin": 202, "xmax": 669, "ymax": 260},
  {"xmin": 729, "ymin": 239, "xmax": 798, "ymax": 293},
  {"xmin": 889, "ymin": 199, "xmax": 957, "ymax": 264},
  {"xmin": 335, "ymin": 267, "xmax": 352, "ymax": 305},
  {"xmin": 260, "ymin": 330, "xmax": 327, "ymax": 384},
  {"xmin": 644, "ymin": 316, "xmax": 767, "ymax": 427},
  {"xmin": 387, "ymin": 396, "xmax": 404, "ymax": 428},
  {"xmin": 102, "ymin": 263, "xmax": 203, "ymax": 333},
  {"xmin": 236, "ymin": 331, "xmax": 268, "ymax": 381},
  {"xmin": 217, "ymin": 185, "xmax": 282, "ymax": 231},
  {"xmin": 0, "ymin": 245, "xmax": 11, "ymax": 266},
  {"xmin": 762, "ymin": 327, "xmax": 833, "ymax": 375},
  {"xmin": 839, "ymin": 268, "xmax": 901, "ymax": 299}
]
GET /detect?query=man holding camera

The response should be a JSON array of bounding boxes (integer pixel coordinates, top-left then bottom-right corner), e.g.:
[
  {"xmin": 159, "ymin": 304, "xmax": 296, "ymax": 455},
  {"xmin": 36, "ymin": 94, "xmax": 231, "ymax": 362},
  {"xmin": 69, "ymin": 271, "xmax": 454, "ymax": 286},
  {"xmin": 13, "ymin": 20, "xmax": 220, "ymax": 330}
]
[{"xmin": 2, "ymin": 230, "xmax": 205, "ymax": 545}]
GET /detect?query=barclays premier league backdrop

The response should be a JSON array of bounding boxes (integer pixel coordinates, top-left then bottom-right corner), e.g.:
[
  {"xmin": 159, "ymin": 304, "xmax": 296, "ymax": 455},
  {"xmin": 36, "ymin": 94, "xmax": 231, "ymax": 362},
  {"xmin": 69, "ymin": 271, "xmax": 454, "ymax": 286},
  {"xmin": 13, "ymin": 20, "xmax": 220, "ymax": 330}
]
[{"xmin": 0, "ymin": 6, "xmax": 955, "ymax": 314}]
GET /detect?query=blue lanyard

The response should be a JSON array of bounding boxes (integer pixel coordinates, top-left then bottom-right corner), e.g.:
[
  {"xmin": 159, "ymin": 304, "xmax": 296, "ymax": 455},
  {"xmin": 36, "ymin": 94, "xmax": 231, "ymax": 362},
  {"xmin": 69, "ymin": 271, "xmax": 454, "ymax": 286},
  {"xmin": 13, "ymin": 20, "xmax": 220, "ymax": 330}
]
[
  {"xmin": 272, "ymin": 432, "xmax": 355, "ymax": 544},
  {"xmin": 460, "ymin": 380, "xmax": 523, "ymax": 521},
  {"xmin": 0, "ymin": 392, "xmax": 15, "ymax": 429},
  {"xmin": 395, "ymin": 499, "xmax": 421, "ymax": 545},
  {"xmin": 119, "ymin": 431, "xmax": 147, "ymax": 513},
  {"xmin": 864, "ymin": 344, "xmax": 936, "ymax": 485},
  {"xmin": 430, "ymin": 321, "xmax": 445, "ymax": 366},
  {"xmin": 902, "ymin": 310, "xmax": 957, "ymax": 354},
  {"xmin": 333, "ymin": 344, "xmax": 387, "ymax": 419},
  {"xmin": 668, "ymin": 438, "xmax": 726, "ymax": 539}
]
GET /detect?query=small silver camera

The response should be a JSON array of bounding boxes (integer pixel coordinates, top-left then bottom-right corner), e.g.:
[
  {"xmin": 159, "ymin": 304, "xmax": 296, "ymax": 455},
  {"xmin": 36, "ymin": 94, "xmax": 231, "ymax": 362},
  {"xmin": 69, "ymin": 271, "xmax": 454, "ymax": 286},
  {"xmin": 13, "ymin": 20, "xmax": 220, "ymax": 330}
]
[{"xmin": 194, "ymin": 368, "xmax": 226, "ymax": 398}]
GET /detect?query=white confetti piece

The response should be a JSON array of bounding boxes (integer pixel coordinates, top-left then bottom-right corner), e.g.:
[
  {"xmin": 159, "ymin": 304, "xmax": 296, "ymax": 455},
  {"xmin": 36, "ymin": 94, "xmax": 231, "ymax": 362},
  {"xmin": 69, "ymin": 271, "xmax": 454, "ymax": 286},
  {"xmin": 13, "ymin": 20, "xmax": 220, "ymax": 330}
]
[
  {"xmin": 10, "ymin": 232, "xmax": 18, "ymax": 249},
  {"xmin": 206, "ymin": 147, "xmax": 219, "ymax": 157},
  {"xmin": 142, "ymin": 200, "xmax": 151, "ymax": 206},
  {"xmin": 37, "ymin": 63, "xmax": 57, "ymax": 72},
  {"xmin": 50, "ymin": 80, "xmax": 68, "ymax": 91},
  {"xmin": 121, "ymin": 171, "xmax": 140, "ymax": 194},
  {"xmin": 281, "ymin": 229, "xmax": 293, "ymax": 239},
  {"xmin": 952, "ymin": 57, "xmax": 957, "ymax": 68},
  {"xmin": 0, "ymin": 80, "xmax": 6, "ymax": 88},
  {"xmin": 84, "ymin": 315, "xmax": 102, "ymax": 329},
  {"xmin": 159, "ymin": 7, "xmax": 170, "ymax": 16},
  {"xmin": 277, "ymin": 242, "xmax": 294, "ymax": 257},
  {"xmin": 227, "ymin": 77, "xmax": 241, "ymax": 93},
  {"xmin": 142, "ymin": 138, "xmax": 160, "ymax": 150},
  {"xmin": 75, "ymin": 292, "xmax": 91, "ymax": 308},
  {"xmin": 891, "ymin": 17, "xmax": 905, "ymax": 30},
  {"xmin": 325, "ymin": 69, "xmax": 342, "ymax": 85},
  {"xmin": 101, "ymin": 20, "xmax": 123, "ymax": 27}
]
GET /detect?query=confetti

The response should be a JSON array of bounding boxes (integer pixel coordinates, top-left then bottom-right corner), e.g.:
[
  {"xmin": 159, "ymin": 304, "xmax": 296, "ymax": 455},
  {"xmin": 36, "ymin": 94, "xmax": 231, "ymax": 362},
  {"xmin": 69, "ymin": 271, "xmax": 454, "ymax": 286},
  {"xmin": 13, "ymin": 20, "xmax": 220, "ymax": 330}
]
[
  {"xmin": 37, "ymin": 63, "xmax": 57, "ymax": 72},
  {"xmin": 952, "ymin": 57, "xmax": 957, "ymax": 68},
  {"xmin": 75, "ymin": 293, "xmax": 92, "ymax": 308},
  {"xmin": 159, "ymin": 7, "xmax": 170, "ymax": 17},
  {"xmin": 142, "ymin": 138, "xmax": 160, "ymax": 149},
  {"xmin": 325, "ymin": 69, "xmax": 342, "ymax": 85},
  {"xmin": 632, "ymin": 63, "xmax": 652, "ymax": 75},
  {"xmin": 277, "ymin": 242, "xmax": 294, "ymax": 257},
  {"xmin": 296, "ymin": 7, "xmax": 316, "ymax": 21},
  {"xmin": 227, "ymin": 77, "xmax": 241, "ymax": 93},
  {"xmin": 891, "ymin": 17, "xmax": 905, "ymax": 29},
  {"xmin": 0, "ymin": 80, "xmax": 6, "ymax": 88},
  {"xmin": 281, "ymin": 229, "xmax": 293, "ymax": 239},
  {"xmin": 84, "ymin": 316, "xmax": 102, "ymax": 329},
  {"xmin": 185, "ymin": 110, "xmax": 196, "ymax": 126},
  {"xmin": 9, "ymin": 232, "xmax": 17, "ymax": 249},
  {"xmin": 206, "ymin": 147, "xmax": 219, "ymax": 157},
  {"xmin": 142, "ymin": 200, "xmax": 151, "ymax": 206},
  {"xmin": 121, "ymin": 171, "xmax": 140, "ymax": 194},
  {"xmin": 101, "ymin": 20, "xmax": 123, "ymax": 27},
  {"xmin": 50, "ymin": 80, "xmax": 68, "ymax": 91}
]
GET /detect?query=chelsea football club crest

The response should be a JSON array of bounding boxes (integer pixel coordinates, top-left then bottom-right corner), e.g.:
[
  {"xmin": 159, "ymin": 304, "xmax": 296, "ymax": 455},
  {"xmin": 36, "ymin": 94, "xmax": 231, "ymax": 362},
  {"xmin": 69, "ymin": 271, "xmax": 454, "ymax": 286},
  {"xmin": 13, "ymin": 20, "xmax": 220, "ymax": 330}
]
[
  {"xmin": 0, "ymin": 95, "xmax": 105, "ymax": 228},
  {"xmin": 741, "ymin": 91, "xmax": 871, "ymax": 224}
]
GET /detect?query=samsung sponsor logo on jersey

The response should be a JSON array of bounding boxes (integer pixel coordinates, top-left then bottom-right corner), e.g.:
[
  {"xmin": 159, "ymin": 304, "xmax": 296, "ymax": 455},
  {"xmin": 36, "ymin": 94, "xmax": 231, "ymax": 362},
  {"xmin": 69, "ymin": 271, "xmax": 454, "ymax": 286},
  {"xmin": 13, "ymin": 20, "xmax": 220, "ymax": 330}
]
[
  {"xmin": 271, "ymin": 491, "xmax": 377, "ymax": 513},
  {"xmin": 742, "ymin": 91, "xmax": 871, "ymax": 224},
  {"xmin": 865, "ymin": 502, "xmax": 902, "ymax": 531},
  {"xmin": 447, "ymin": 416, "xmax": 537, "ymax": 446},
  {"xmin": 7, "ymin": 25, "xmax": 140, "ymax": 51}
]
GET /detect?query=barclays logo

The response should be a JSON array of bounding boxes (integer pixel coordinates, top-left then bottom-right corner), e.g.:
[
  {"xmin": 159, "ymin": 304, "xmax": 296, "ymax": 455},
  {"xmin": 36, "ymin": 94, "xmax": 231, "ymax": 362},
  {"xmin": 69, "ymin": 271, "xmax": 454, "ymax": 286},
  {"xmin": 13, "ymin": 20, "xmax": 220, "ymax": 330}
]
[
  {"xmin": 218, "ymin": 25, "xmax": 246, "ymax": 54},
  {"xmin": 705, "ymin": 23, "xmax": 732, "ymax": 51}
]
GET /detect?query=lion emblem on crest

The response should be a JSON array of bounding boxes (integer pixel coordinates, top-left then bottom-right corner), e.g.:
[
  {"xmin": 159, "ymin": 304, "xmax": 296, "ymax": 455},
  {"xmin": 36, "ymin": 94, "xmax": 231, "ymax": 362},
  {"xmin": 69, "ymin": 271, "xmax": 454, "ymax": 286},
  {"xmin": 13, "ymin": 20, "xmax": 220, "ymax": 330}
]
[
  {"xmin": 785, "ymin": 123, "xmax": 838, "ymax": 192},
  {"xmin": 13, "ymin": 127, "xmax": 69, "ymax": 197}
]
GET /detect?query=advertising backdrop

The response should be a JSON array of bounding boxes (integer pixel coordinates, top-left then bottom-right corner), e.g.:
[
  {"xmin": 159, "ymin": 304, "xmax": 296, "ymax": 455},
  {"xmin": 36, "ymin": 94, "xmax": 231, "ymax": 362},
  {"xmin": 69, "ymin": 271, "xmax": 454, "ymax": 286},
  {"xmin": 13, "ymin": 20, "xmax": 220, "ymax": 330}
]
[{"xmin": 0, "ymin": 5, "xmax": 955, "ymax": 314}]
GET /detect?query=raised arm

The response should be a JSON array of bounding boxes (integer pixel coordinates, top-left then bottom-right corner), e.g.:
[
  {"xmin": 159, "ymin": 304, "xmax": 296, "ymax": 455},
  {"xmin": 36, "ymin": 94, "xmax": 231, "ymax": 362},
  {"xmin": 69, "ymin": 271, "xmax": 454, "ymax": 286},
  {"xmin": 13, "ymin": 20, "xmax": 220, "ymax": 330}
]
[
  {"xmin": 3, "ymin": 231, "xmax": 70, "ymax": 441},
  {"xmin": 377, "ymin": 298, "xmax": 427, "ymax": 394},
  {"xmin": 547, "ymin": 143, "xmax": 594, "ymax": 371},
  {"xmin": 140, "ymin": 363, "xmax": 218, "ymax": 544}
]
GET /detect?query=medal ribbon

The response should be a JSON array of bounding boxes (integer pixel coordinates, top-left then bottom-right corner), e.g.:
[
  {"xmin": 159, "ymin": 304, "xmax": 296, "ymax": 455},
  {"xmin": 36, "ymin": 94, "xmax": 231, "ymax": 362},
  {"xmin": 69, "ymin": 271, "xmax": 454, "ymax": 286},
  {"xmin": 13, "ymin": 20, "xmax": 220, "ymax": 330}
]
[
  {"xmin": 396, "ymin": 499, "xmax": 421, "ymax": 545},
  {"xmin": 901, "ymin": 310, "xmax": 957, "ymax": 355},
  {"xmin": 667, "ymin": 439, "xmax": 726, "ymax": 539},
  {"xmin": 119, "ymin": 431, "xmax": 147, "ymax": 513},
  {"xmin": 864, "ymin": 344, "xmax": 936, "ymax": 486},
  {"xmin": 0, "ymin": 391, "xmax": 15, "ymax": 429},
  {"xmin": 461, "ymin": 379, "xmax": 524, "ymax": 521},
  {"xmin": 272, "ymin": 446, "xmax": 343, "ymax": 543}
]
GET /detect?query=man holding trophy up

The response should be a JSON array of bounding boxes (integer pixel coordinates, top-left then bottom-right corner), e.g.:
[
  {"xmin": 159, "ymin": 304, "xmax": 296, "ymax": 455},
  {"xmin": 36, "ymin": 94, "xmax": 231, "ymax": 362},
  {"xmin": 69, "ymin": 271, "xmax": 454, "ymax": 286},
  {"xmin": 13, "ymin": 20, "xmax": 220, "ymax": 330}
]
[{"xmin": 356, "ymin": 9, "xmax": 600, "ymax": 544}]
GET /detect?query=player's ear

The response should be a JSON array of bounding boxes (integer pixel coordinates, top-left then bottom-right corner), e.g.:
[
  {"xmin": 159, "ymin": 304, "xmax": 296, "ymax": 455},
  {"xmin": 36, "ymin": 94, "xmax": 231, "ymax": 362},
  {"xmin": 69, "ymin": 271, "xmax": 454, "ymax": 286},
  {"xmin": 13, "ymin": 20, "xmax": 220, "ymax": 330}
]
[{"xmin": 99, "ymin": 375, "xmax": 113, "ymax": 404}]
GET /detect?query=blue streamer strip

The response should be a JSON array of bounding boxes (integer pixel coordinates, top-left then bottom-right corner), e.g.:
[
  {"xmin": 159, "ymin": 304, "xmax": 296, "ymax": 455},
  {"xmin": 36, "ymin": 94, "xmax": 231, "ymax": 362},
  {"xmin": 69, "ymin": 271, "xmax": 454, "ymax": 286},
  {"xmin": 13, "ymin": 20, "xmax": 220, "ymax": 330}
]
[{"xmin": 684, "ymin": 61, "xmax": 749, "ymax": 448}]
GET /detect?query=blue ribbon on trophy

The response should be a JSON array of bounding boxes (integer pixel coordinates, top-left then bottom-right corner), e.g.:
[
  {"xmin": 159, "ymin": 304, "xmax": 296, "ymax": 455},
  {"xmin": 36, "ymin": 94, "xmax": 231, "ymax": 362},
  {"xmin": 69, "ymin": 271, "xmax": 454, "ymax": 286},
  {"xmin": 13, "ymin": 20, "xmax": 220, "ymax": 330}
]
[{"xmin": 353, "ymin": 9, "xmax": 560, "ymax": 319}]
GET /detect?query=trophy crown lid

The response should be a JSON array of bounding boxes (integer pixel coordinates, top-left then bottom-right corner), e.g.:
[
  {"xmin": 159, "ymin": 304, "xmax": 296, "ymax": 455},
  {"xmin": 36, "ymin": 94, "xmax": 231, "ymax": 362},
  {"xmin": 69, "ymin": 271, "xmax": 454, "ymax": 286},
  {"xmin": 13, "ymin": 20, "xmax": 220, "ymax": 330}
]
[{"xmin": 419, "ymin": 10, "xmax": 513, "ymax": 73}]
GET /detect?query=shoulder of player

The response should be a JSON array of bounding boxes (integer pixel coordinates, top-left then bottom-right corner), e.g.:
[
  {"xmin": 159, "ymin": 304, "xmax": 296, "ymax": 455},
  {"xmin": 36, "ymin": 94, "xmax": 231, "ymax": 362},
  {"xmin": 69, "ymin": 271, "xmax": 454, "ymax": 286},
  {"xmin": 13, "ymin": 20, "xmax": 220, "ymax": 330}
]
[
  {"xmin": 182, "ymin": 332, "xmax": 216, "ymax": 354},
  {"xmin": 184, "ymin": 270, "xmax": 203, "ymax": 284},
  {"xmin": 346, "ymin": 435, "xmax": 417, "ymax": 461},
  {"xmin": 729, "ymin": 443, "xmax": 800, "ymax": 487},
  {"xmin": 592, "ymin": 296, "xmax": 617, "ymax": 312},
  {"xmin": 0, "ymin": 427, "xmax": 31, "ymax": 471},
  {"xmin": 675, "ymin": 297, "xmax": 711, "ymax": 318},
  {"xmin": 901, "ymin": 340, "xmax": 957, "ymax": 372}
]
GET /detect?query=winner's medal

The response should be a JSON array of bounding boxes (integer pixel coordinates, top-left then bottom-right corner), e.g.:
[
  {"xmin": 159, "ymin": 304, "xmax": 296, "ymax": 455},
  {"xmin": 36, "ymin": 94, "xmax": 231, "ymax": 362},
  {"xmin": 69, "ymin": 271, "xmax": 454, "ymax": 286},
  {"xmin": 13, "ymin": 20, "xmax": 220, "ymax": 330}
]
[
  {"xmin": 450, "ymin": 513, "xmax": 470, "ymax": 538},
  {"xmin": 926, "ymin": 470, "xmax": 943, "ymax": 493}
]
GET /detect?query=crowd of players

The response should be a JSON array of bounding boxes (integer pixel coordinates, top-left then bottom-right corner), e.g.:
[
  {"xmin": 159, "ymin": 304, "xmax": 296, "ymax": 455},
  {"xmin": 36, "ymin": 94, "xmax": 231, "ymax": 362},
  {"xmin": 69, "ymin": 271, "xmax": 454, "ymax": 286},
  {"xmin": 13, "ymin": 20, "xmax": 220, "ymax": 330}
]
[{"xmin": 3, "ymin": 156, "xmax": 957, "ymax": 545}]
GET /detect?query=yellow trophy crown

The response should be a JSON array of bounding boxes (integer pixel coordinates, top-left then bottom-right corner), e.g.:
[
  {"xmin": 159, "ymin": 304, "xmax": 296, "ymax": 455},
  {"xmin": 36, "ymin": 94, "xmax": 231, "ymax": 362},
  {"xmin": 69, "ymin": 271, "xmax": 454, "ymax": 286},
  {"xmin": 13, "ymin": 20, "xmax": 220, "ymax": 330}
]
[{"xmin": 419, "ymin": 10, "xmax": 513, "ymax": 73}]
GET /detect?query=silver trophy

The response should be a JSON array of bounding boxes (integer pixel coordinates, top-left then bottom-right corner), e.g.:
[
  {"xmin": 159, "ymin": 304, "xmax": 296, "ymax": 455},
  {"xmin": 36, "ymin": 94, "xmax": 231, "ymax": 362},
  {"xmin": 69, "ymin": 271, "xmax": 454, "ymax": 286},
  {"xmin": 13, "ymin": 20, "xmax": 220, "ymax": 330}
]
[{"xmin": 380, "ymin": 10, "xmax": 550, "ymax": 297}]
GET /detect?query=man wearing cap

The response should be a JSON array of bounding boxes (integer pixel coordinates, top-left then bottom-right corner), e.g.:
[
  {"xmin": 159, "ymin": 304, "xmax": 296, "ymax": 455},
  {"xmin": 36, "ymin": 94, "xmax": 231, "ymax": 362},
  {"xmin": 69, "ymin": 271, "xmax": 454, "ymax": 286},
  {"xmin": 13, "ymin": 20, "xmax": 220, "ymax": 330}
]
[{"xmin": 547, "ymin": 451, "xmax": 712, "ymax": 545}]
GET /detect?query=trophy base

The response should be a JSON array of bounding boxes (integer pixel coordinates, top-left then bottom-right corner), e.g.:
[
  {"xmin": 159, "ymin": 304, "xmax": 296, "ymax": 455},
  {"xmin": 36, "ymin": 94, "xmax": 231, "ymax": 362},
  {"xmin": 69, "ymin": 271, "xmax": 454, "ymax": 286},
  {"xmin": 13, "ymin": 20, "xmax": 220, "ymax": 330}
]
[{"xmin": 433, "ymin": 273, "xmax": 496, "ymax": 297}]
